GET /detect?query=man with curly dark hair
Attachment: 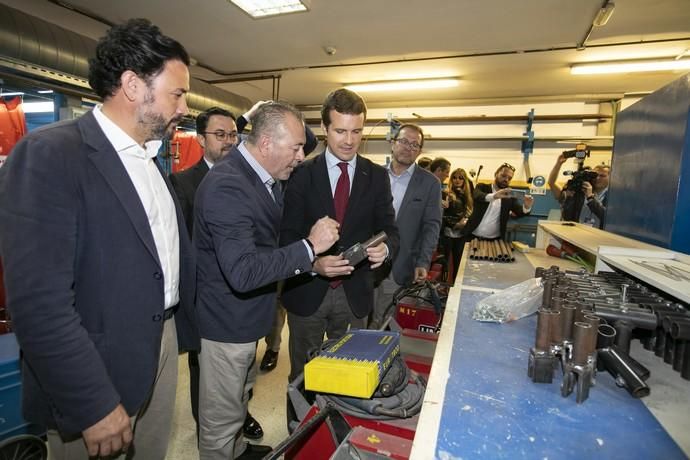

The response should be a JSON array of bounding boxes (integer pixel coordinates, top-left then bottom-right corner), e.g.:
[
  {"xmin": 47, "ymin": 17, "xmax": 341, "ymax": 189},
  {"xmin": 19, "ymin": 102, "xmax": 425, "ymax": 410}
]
[{"xmin": 0, "ymin": 18, "xmax": 196, "ymax": 460}]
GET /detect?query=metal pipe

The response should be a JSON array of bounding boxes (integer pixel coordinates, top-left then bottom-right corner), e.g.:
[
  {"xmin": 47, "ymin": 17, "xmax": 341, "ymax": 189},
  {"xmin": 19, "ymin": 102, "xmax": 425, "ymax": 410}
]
[
  {"xmin": 549, "ymin": 309, "xmax": 563, "ymax": 346},
  {"xmin": 598, "ymin": 346, "xmax": 650, "ymax": 398},
  {"xmin": 596, "ymin": 324, "xmax": 616, "ymax": 349},
  {"xmin": 542, "ymin": 278, "xmax": 554, "ymax": 309},
  {"xmin": 535, "ymin": 309, "xmax": 552, "ymax": 351},
  {"xmin": 573, "ymin": 322, "xmax": 594, "ymax": 366},
  {"xmin": 614, "ymin": 320, "xmax": 634, "ymax": 355},
  {"xmin": 670, "ymin": 319, "xmax": 690, "ymax": 340},
  {"xmin": 583, "ymin": 314, "xmax": 601, "ymax": 352},
  {"xmin": 682, "ymin": 345, "xmax": 690, "ymax": 381},
  {"xmin": 561, "ymin": 304, "xmax": 577, "ymax": 341},
  {"xmin": 673, "ymin": 340, "xmax": 686, "ymax": 373},
  {"xmin": 593, "ymin": 306, "xmax": 657, "ymax": 331},
  {"xmin": 664, "ymin": 333, "xmax": 675, "ymax": 365},
  {"xmin": 654, "ymin": 327, "xmax": 666, "ymax": 358}
]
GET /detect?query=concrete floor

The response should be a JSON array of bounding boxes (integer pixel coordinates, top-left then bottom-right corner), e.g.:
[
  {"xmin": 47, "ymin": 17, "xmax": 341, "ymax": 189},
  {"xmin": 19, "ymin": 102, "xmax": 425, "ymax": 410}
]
[{"xmin": 166, "ymin": 328, "xmax": 290, "ymax": 460}]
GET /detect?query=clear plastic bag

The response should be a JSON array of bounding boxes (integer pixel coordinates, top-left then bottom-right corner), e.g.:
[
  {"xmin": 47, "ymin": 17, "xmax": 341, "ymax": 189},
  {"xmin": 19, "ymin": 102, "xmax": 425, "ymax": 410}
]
[{"xmin": 472, "ymin": 277, "xmax": 543, "ymax": 323}]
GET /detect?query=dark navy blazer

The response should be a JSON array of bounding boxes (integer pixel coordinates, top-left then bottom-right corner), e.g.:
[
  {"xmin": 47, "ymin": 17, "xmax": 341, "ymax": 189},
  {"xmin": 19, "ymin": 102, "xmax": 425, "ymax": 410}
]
[
  {"xmin": 280, "ymin": 152, "xmax": 400, "ymax": 318},
  {"xmin": 194, "ymin": 147, "xmax": 313, "ymax": 343},
  {"xmin": 0, "ymin": 111, "xmax": 198, "ymax": 435}
]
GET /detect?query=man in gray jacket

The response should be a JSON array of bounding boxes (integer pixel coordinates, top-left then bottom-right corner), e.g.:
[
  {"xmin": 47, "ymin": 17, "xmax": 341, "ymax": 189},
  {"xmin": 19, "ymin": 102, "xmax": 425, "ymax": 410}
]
[{"xmin": 371, "ymin": 124, "xmax": 442, "ymax": 328}]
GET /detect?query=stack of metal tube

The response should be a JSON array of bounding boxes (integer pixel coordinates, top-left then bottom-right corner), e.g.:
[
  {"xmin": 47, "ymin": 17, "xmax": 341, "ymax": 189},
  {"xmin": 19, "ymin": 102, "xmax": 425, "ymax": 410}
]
[
  {"xmin": 468, "ymin": 238, "xmax": 515, "ymax": 262},
  {"xmin": 527, "ymin": 266, "xmax": 690, "ymax": 403}
]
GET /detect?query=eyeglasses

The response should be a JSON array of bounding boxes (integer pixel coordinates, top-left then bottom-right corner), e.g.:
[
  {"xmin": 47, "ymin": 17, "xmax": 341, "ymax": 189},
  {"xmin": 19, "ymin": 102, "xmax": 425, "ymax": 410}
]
[
  {"xmin": 500, "ymin": 162, "xmax": 516, "ymax": 172},
  {"xmin": 395, "ymin": 138, "xmax": 422, "ymax": 151},
  {"xmin": 203, "ymin": 130, "xmax": 238, "ymax": 141}
]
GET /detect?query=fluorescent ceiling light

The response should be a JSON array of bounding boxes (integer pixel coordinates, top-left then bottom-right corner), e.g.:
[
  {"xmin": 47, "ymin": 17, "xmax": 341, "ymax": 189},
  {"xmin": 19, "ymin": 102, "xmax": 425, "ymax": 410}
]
[
  {"xmin": 23, "ymin": 101, "xmax": 54, "ymax": 113},
  {"xmin": 571, "ymin": 58, "xmax": 690, "ymax": 75},
  {"xmin": 345, "ymin": 78, "xmax": 460, "ymax": 93},
  {"xmin": 38, "ymin": 90, "xmax": 54, "ymax": 94},
  {"xmin": 0, "ymin": 92, "xmax": 24, "ymax": 97},
  {"xmin": 229, "ymin": 0, "xmax": 308, "ymax": 18}
]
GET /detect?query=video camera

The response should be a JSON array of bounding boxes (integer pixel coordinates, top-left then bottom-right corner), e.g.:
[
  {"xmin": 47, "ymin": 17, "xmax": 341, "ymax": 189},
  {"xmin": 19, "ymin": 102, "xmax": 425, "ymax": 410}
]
[
  {"xmin": 562, "ymin": 143, "xmax": 590, "ymax": 161},
  {"xmin": 563, "ymin": 168, "xmax": 599, "ymax": 193}
]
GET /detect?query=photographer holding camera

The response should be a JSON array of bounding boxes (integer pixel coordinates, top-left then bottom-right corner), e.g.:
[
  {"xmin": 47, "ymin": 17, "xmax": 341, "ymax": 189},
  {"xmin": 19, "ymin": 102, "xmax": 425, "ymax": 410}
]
[{"xmin": 548, "ymin": 151, "xmax": 610, "ymax": 228}]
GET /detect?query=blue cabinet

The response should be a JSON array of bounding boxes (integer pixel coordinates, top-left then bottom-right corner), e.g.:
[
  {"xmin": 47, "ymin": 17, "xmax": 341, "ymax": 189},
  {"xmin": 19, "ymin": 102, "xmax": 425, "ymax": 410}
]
[
  {"xmin": 607, "ymin": 73, "xmax": 690, "ymax": 254},
  {"xmin": 0, "ymin": 334, "xmax": 32, "ymax": 439}
]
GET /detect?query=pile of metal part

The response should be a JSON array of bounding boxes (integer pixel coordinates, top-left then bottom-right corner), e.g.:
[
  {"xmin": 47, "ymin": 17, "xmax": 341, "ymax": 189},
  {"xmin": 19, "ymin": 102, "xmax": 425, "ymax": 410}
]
[
  {"xmin": 527, "ymin": 266, "xmax": 689, "ymax": 403},
  {"xmin": 468, "ymin": 238, "xmax": 515, "ymax": 262}
]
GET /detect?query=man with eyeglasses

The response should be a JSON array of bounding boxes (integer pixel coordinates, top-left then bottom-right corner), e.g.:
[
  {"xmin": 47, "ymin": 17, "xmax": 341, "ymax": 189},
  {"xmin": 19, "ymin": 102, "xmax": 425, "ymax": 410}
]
[
  {"xmin": 170, "ymin": 107, "xmax": 238, "ymax": 236},
  {"xmin": 461, "ymin": 162, "xmax": 533, "ymax": 244},
  {"xmin": 370, "ymin": 124, "xmax": 441, "ymax": 328},
  {"xmin": 170, "ymin": 106, "xmax": 265, "ymax": 444}
]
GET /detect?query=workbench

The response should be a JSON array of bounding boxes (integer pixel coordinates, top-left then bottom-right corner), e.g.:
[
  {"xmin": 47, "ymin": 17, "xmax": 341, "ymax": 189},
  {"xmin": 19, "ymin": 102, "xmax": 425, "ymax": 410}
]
[{"xmin": 410, "ymin": 248, "xmax": 690, "ymax": 459}]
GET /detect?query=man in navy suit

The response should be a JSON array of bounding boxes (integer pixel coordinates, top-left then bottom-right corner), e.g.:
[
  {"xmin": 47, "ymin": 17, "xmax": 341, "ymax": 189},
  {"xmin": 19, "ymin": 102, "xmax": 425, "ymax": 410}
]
[
  {"xmin": 170, "ymin": 106, "xmax": 265, "ymax": 441},
  {"xmin": 0, "ymin": 19, "xmax": 197, "ymax": 459},
  {"xmin": 280, "ymin": 88, "xmax": 400, "ymax": 382},
  {"xmin": 194, "ymin": 101, "xmax": 340, "ymax": 460},
  {"xmin": 236, "ymin": 101, "xmax": 318, "ymax": 374},
  {"xmin": 371, "ymin": 124, "xmax": 442, "ymax": 328}
]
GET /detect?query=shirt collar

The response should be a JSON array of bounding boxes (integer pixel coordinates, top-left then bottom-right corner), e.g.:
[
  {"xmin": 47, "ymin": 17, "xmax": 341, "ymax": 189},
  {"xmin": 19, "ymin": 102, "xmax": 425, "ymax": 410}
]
[
  {"xmin": 325, "ymin": 147, "xmax": 357, "ymax": 170},
  {"xmin": 388, "ymin": 162, "xmax": 415, "ymax": 178},
  {"xmin": 237, "ymin": 141, "xmax": 274, "ymax": 187},
  {"xmin": 92, "ymin": 105, "xmax": 162, "ymax": 159}
]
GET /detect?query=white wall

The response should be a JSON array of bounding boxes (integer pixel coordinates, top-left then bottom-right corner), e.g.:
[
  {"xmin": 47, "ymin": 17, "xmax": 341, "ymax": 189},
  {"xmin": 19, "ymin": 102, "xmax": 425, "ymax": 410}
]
[{"xmin": 305, "ymin": 100, "xmax": 614, "ymax": 186}]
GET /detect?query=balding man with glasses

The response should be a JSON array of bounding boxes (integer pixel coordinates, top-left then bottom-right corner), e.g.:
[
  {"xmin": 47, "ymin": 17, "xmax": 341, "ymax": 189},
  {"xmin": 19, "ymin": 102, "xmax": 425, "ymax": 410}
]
[
  {"xmin": 461, "ymin": 162, "xmax": 533, "ymax": 244},
  {"xmin": 371, "ymin": 124, "xmax": 441, "ymax": 328}
]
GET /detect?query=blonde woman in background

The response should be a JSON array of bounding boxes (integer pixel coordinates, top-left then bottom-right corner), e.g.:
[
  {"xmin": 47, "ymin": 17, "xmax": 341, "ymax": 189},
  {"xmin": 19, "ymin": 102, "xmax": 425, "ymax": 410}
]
[{"xmin": 442, "ymin": 168, "xmax": 474, "ymax": 279}]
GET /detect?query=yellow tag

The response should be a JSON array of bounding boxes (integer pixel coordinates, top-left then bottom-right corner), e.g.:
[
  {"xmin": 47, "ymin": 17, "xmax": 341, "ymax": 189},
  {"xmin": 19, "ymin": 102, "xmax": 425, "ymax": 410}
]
[{"xmin": 367, "ymin": 434, "xmax": 381, "ymax": 444}]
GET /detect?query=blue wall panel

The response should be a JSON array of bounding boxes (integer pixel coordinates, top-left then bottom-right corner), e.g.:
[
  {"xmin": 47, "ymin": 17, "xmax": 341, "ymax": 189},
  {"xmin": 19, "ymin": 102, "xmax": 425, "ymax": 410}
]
[{"xmin": 607, "ymin": 73, "xmax": 690, "ymax": 254}]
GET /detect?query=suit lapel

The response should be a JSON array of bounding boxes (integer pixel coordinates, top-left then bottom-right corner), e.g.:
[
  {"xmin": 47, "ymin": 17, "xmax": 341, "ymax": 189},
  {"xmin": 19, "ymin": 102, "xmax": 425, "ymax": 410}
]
[
  {"xmin": 313, "ymin": 153, "xmax": 336, "ymax": 219},
  {"xmin": 79, "ymin": 113, "xmax": 161, "ymax": 266},
  {"xmin": 397, "ymin": 167, "xmax": 422, "ymax": 221},
  {"xmin": 155, "ymin": 160, "xmax": 187, "ymax": 240},
  {"xmin": 231, "ymin": 151, "xmax": 282, "ymax": 219},
  {"xmin": 192, "ymin": 159, "xmax": 210, "ymax": 188}
]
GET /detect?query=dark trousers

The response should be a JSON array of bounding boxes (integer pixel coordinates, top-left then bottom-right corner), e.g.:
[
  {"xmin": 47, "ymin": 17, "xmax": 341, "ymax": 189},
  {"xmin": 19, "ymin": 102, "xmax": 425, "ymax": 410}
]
[
  {"xmin": 189, "ymin": 350, "xmax": 200, "ymax": 436},
  {"xmin": 287, "ymin": 285, "xmax": 366, "ymax": 382},
  {"xmin": 444, "ymin": 236, "xmax": 464, "ymax": 281}
]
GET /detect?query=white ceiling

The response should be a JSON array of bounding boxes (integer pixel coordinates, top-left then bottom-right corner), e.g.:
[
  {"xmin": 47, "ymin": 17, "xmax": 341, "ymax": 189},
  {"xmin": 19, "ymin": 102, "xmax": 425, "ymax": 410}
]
[{"xmin": 3, "ymin": 0, "xmax": 690, "ymax": 108}]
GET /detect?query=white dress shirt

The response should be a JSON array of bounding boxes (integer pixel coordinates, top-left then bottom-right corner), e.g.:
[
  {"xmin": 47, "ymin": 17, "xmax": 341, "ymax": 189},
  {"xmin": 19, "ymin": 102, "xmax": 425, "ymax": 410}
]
[
  {"xmin": 324, "ymin": 148, "xmax": 388, "ymax": 258},
  {"xmin": 387, "ymin": 163, "xmax": 415, "ymax": 218},
  {"xmin": 473, "ymin": 185, "xmax": 503, "ymax": 239},
  {"xmin": 93, "ymin": 105, "xmax": 180, "ymax": 309},
  {"xmin": 325, "ymin": 148, "xmax": 356, "ymax": 195},
  {"xmin": 473, "ymin": 184, "xmax": 532, "ymax": 239}
]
